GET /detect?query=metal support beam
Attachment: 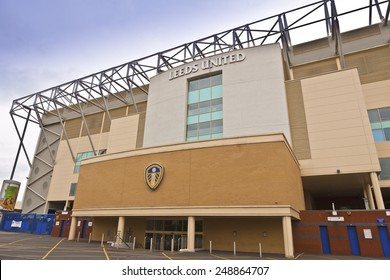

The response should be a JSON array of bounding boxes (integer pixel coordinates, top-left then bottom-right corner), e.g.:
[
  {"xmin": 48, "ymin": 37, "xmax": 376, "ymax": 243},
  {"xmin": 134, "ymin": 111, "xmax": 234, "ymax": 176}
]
[
  {"xmin": 384, "ymin": 0, "xmax": 390, "ymax": 25},
  {"xmin": 10, "ymin": 110, "xmax": 32, "ymax": 180}
]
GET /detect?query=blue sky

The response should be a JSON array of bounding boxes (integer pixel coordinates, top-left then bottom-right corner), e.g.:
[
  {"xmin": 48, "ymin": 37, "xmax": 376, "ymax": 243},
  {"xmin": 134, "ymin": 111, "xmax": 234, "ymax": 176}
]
[{"xmin": 0, "ymin": 0, "xmax": 377, "ymax": 199}]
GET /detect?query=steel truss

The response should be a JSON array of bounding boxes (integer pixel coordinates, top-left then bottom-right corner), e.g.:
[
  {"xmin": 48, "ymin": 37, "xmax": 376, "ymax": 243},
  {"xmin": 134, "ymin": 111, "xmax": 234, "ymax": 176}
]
[{"xmin": 8, "ymin": 0, "xmax": 390, "ymax": 185}]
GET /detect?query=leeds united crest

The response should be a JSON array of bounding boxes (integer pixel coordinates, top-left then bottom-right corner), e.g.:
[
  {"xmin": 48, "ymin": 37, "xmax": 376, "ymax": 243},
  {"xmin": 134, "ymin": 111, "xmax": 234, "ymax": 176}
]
[{"xmin": 144, "ymin": 163, "xmax": 164, "ymax": 190}]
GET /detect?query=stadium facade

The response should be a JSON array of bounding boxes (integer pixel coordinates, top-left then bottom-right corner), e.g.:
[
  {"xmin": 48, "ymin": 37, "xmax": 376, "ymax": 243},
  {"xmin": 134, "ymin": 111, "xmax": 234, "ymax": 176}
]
[{"xmin": 6, "ymin": 0, "xmax": 390, "ymax": 257}]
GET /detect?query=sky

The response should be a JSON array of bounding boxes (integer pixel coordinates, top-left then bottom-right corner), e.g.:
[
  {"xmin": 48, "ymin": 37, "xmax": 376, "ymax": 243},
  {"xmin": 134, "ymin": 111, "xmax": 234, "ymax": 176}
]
[{"xmin": 0, "ymin": 0, "xmax": 381, "ymax": 201}]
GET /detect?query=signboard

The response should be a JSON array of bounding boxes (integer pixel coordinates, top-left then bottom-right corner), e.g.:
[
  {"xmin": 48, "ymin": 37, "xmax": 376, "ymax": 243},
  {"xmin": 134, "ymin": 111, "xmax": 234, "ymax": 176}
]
[
  {"xmin": 0, "ymin": 180, "xmax": 21, "ymax": 211},
  {"xmin": 11, "ymin": 220, "xmax": 22, "ymax": 228},
  {"xmin": 363, "ymin": 229, "xmax": 372, "ymax": 239},
  {"xmin": 327, "ymin": 217, "xmax": 344, "ymax": 222},
  {"xmin": 386, "ymin": 211, "xmax": 390, "ymax": 216}
]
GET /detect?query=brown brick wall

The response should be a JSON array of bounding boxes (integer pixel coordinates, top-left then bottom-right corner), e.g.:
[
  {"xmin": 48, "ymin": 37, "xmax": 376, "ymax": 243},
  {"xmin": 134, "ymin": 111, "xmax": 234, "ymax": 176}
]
[{"xmin": 293, "ymin": 210, "xmax": 390, "ymax": 257}]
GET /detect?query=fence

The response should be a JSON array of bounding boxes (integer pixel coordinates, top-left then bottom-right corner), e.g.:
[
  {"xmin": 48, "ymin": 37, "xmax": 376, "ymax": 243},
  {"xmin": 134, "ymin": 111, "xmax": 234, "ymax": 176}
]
[{"xmin": 0, "ymin": 212, "xmax": 55, "ymax": 235}]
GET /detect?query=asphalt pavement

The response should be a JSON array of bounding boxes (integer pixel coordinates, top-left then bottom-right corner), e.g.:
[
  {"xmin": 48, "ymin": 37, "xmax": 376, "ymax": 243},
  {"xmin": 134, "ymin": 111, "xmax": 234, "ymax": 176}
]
[{"xmin": 0, "ymin": 231, "xmax": 386, "ymax": 260}]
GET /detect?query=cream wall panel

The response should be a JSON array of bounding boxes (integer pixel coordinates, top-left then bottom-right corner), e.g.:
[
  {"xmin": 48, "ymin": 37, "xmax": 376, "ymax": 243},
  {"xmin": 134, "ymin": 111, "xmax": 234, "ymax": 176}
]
[
  {"xmin": 47, "ymin": 139, "xmax": 78, "ymax": 200},
  {"xmin": 48, "ymin": 132, "xmax": 110, "ymax": 201},
  {"xmin": 362, "ymin": 79, "xmax": 390, "ymax": 109},
  {"xmin": 300, "ymin": 69, "xmax": 380, "ymax": 176},
  {"xmin": 376, "ymin": 142, "xmax": 390, "ymax": 158},
  {"xmin": 107, "ymin": 115, "xmax": 139, "ymax": 153}
]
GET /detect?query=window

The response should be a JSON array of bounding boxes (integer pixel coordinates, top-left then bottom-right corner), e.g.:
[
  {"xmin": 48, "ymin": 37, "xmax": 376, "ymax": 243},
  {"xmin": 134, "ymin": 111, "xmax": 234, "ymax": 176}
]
[
  {"xmin": 73, "ymin": 149, "xmax": 106, "ymax": 173},
  {"xmin": 368, "ymin": 107, "xmax": 390, "ymax": 142},
  {"xmin": 186, "ymin": 73, "xmax": 223, "ymax": 141},
  {"xmin": 69, "ymin": 183, "xmax": 77, "ymax": 196},
  {"xmin": 379, "ymin": 158, "xmax": 390, "ymax": 180}
]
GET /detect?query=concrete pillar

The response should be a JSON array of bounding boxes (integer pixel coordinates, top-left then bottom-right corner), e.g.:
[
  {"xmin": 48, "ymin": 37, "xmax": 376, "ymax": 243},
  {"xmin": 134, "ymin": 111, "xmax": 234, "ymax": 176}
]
[
  {"xmin": 282, "ymin": 216, "xmax": 294, "ymax": 258},
  {"xmin": 370, "ymin": 172, "xmax": 385, "ymax": 210},
  {"xmin": 187, "ymin": 216, "xmax": 195, "ymax": 252},
  {"xmin": 364, "ymin": 184, "xmax": 375, "ymax": 210},
  {"xmin": 117, "ymin": 216, "xmax": 126, "ymax": 243},
  {"xmin": 68, "ymin": 216, "xmax": 77, "ymax": 241}
]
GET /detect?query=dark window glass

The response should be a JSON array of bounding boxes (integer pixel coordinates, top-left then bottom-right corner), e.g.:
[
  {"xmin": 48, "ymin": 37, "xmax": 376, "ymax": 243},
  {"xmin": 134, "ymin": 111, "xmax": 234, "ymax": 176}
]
[
  {"xmin": 379, "ymin": 107, "xmax": 390, "ymax": 121},
  {"xmin": 211, "ymin": 98, "xmax": 223, "ymax": 112},
  {"xmin": 198, "ymin": 122, "xmax": 211, "ymax": 136},
  {"xmin": 189, "ymin": 80, "xmax": 198, "ymax": 91},
  {"xmin": 379, "ymin": 158, "xmax": 390, "ymax": 180},
  {"xmin": 384, "ymin": 128, "xmax": 390, "ymax": 141},
  {"xmin": 368, "ymin": 109, "xmax": 380, "ymax": 123},
  {"xmin": 187, "ymin": 124, "xmax": 198, "ymax": 137},
  {"xmin": 199, "ymin": 100, "xmax": 211, "ymax": 114},
  {"xmin": 155, "ymin": 220, "xmax": 164, "ymax": 231},
  {"xmin": 69, "ymin": 183, "xmax": 77, "ymax": 196},
  {"xmin": 211, "ymin": 74, "xmax": 222, "ymax": 86},
  {"xmin": 146, "ymin": 220, "xmax": 154, "ymax": 230},
  {"xmin": 198, "ymin": 77, "xmax": 211, "ymax": 89},
  {"xmin": 188, "ymin": 103, "xmax": 198, "ymax": 116},
  {"xmin": 195, "ymin": 220, "xmax": 203, "ymax": 232},
  {"xmin": 211, "ymin": 119, "xmax": 223, "ymax": 133}
]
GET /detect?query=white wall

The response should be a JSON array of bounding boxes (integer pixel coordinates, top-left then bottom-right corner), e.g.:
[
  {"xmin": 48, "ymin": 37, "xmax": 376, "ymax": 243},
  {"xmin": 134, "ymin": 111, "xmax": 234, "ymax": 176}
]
[{"xmin": 143, "ymin": 44, "xmax": 291, "ymax": 147}]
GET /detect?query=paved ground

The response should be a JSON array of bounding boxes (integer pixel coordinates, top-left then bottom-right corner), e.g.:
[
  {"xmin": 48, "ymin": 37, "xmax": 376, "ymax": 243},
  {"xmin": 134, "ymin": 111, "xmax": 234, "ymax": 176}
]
[{"xmin": 0, "ymin": 231, "xmax": 387, "ymax": 260}]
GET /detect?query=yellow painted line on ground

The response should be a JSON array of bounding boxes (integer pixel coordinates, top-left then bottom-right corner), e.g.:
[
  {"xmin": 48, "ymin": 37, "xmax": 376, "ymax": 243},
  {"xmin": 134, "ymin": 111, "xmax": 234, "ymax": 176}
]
[
  {"xmin": 294, "ymin": 252, "xmax": 304, "ymax": 259},
  {"xmin": 162, "ymin": 252, "xmax": 173, "ymax": 260},
  {"xmin": 210, "ymin": 253, "xmax": 230, "ymax": 260},
  {"xmin": 42, "ymin": 238, "xmax": 65, "ymax": 260},
  {"xmin": 0, "ymin": 236, "xmax": 43, "ymax": 247},
  {"xmin": 102, "ymin": 244, "xmax": 110, "ymax": 260}
]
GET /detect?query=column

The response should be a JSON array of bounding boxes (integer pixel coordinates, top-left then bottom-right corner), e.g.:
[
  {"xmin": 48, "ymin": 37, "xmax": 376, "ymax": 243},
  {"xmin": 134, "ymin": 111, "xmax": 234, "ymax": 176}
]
[
  {"xmin": 282, "ymin": 216, "xmax": 294, "ymax": 258},
  {"xmin": 187, "ymin": 216, "xmax": 195, "ymax": 252},
  {"xmin": 68, "ymin": 216, "xmax": 77, "ymax": 241},
  {"xmin": 370, "ymin": 172, "xmax": 385, "ymax": 210},
  {"xmin": 364, "ymin": 184, "xmax": 375, "ymax": 210},
  {"xmin": 117, "ymin": 216, "xmax": 125, "ymax": 244}
]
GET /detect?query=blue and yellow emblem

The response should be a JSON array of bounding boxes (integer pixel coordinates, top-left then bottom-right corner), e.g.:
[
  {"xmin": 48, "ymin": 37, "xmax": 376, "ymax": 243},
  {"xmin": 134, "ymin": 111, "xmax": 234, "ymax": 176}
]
[{"xmin": 144, "ymin": 163, "xmax": 164, "ymax": 190}]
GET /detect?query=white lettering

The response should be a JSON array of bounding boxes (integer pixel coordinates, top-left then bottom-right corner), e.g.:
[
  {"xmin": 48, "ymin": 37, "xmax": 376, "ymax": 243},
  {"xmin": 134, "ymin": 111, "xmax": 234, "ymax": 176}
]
[
  {"xmin": 168, "ymin": 52, "xmax": 246, "ymax": 80},
  {"xmin": 237, "ymin": 53, "xmax": 245, "ymax": 61}
]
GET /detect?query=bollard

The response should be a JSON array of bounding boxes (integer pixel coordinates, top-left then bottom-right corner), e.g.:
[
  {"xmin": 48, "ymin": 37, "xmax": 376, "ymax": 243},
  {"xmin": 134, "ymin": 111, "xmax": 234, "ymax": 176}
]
[
  {"xmin": 161, "ymin": 236, "xmax": 164, "ymax": 251},
  {"xmin": 171, "ymin": 238, "xmax": 174, "ymax": 253},
  {"xmin": 233, "ymin": 241, "xmax": 236, "ymax": 256},
  {"xmin": 150, "ymin": 238, "xmax": 153, "ymax": 252},
  {"xmin": 259, "ymin": 243, "xmax": 262, "ymax": 258},
  {"xmin": 209, "ymin": 240, "xmax": 212, "ymax": 254},
  {"xmin": 101, "ymin": 233, "xmax": 104, "ymax": 247},
  {"xmin": 88, "ymin": 232, "xmax": 92, "ymax": 244},
  {"xmin": 144, "ymin": 236, "xmax": 147, "ymax": 250},
  {"xmin": 178, "ymin": 238, "xmax": 181, "ymax": 251},
  {"xmin": 77, "ymin": 231, "xmax": 80, "ymax": 242},
  {"xmin": 133, "ymin": 237, "xmax": 136, "ymax": 251}
]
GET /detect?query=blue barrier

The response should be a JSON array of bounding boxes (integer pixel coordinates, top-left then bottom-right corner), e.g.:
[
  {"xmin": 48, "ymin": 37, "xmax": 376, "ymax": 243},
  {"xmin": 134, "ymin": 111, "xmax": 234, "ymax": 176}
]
[{"xmin": 0, "ymin": 212, "xmax": 55, "ymax": 235}]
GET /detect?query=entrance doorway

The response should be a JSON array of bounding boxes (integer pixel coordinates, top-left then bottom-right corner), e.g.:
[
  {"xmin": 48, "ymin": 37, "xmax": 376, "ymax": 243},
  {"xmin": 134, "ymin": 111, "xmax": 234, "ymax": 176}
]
[
  {"xmin": 144, "ymin": 218, "xmax": 203, "ymax": 251},
  {"xmin": 144, "ymin": 233, "xmax": 188, "ymax": 251}
]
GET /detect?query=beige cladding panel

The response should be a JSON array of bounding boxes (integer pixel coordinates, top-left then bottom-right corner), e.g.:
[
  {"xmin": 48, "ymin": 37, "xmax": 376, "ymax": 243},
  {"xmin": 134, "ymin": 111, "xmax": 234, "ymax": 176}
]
[
  {"xmin": 292, "ymin": 58, "xmax": 338, "ymax": 80},
  {"xmin": 48, "ymin": 132, "xmax": 110, "ymax": 201},
  {"xmin": 345, "ymin": 46, "xmax": 390, "ymax": 84},
  {"xmin": 362, "ymin": 79, "xmax": 390, "ymax": 110},
  {"xmin": 81, "ymin": 112, "xmax": 104, "ymax": 136},
  {"xmin": 63, "ymin": 118, "xmax": 82, "ymax": 139},
  {"xmin": 74, "ymin": 141, "xmax": 305, "ymax": 211},
  {"xmin": 285, "ymin": 80, "xmax": 311, "ymax": 159},
  {"xmin": 107, "ymin": 115, "xmax": 139, "ymax": 153},
  {"xmin": 300, "ymin": 69, "xmax": 380, "ymax": 176},
  {"xmin": 47, "ymin": 139, "xmax": 77, "ymax": 200}
]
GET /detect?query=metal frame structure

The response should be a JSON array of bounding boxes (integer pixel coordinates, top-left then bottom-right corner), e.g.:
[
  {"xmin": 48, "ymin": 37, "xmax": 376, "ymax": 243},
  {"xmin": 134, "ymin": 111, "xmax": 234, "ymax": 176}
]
[{"xmin": 7, "ymin": 0, "xmax": 390, "ymax": 210}]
